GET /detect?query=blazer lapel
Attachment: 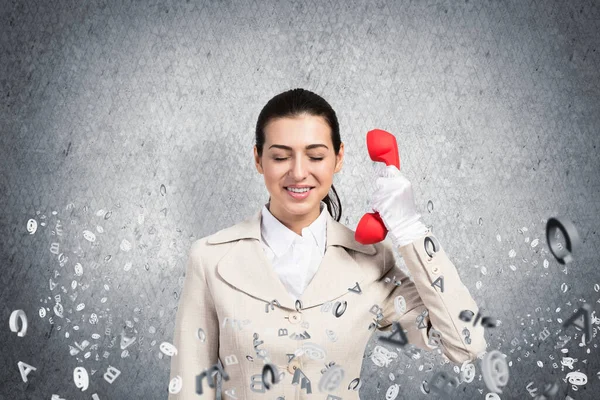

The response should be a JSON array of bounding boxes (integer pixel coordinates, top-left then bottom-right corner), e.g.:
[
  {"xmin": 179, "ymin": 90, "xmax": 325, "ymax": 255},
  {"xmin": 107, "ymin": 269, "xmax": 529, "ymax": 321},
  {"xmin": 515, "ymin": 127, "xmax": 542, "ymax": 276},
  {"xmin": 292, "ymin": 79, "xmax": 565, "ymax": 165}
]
[{"xmin": 206, "ymin": 208, "xmax": 378, "ymax": 310}]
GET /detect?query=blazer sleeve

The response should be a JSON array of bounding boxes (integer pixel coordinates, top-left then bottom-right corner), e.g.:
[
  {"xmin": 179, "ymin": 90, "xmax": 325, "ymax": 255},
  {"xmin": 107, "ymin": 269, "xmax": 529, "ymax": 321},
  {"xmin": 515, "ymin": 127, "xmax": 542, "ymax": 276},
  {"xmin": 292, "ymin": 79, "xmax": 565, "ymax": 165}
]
[
  {"xmin": 169, "ymin": 239, "xmax": 220, "ymax": 399},
  {"xmin": 375, "ymin": 230, "xmax": 487, "ymax": 364}
]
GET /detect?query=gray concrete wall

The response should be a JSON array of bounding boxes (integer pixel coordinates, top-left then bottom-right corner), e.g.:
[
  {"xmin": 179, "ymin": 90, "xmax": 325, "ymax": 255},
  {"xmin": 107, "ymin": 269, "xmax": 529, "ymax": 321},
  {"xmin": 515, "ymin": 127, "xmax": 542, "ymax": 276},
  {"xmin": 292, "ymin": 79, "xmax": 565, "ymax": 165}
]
[{"xmin": 1, "ymin": 0, "xmax": 599, "ymax": 399}]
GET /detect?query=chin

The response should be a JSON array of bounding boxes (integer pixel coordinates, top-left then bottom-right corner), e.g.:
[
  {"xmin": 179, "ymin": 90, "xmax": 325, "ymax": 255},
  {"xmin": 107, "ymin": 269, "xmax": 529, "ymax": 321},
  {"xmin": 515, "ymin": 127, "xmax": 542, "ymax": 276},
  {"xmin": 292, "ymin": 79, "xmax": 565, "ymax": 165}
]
[{"xmin": 279, "ymin": 196, "xmax": 319, "ymax": 211}]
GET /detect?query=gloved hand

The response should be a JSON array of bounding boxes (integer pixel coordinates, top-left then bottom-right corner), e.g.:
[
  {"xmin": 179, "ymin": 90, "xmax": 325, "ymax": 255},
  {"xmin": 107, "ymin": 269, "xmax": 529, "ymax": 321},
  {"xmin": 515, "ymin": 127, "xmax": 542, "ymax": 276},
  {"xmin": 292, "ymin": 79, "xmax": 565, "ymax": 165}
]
[{"xmin": 371, "ymin": 165, "xmax": 429, "ymax": 248}]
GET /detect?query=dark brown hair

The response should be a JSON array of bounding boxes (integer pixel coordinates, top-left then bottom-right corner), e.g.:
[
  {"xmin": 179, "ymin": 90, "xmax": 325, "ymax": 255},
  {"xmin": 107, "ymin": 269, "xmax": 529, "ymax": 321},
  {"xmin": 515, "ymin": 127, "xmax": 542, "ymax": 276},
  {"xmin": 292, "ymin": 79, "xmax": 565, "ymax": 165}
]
[{"xmin": 254, "ymin": 88, "xmax": 343, "ymax": 221}]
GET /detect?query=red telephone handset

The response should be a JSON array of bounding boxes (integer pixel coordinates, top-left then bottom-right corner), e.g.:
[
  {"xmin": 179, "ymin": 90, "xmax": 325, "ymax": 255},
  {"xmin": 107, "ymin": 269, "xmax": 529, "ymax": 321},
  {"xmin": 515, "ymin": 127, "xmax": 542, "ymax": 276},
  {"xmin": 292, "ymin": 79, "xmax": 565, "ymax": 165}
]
[{"xmin": 355, "ymin": 129, "xmax": 401, "ymax": 245}]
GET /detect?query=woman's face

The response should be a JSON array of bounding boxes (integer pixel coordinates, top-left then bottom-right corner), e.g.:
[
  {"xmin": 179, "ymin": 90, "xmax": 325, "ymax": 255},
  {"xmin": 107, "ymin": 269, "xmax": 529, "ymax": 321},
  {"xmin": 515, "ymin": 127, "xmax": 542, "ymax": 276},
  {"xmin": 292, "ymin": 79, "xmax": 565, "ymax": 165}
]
[{"xmin": 254, "ymin": 114, "xmax": 344, "ymax": 224}]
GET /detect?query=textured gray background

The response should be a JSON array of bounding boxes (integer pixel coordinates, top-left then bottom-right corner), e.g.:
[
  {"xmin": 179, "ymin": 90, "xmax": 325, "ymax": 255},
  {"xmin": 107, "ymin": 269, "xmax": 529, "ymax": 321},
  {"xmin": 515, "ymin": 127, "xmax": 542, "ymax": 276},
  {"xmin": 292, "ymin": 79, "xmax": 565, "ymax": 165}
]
[{"xmin": 1, "ymin": 0, "xmax": 599, "ymax": 399}]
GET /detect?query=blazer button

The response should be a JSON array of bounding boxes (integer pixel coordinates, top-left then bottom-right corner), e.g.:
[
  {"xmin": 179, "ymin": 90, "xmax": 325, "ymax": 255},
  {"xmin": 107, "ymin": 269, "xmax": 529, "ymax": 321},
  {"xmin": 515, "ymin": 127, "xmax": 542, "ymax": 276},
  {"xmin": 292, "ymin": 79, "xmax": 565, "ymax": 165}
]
[
  {"xmin": 287, "ymin": 359, "xmax": 301, "ymax": 374},
  {"xmin": 289, "ymin": 312, "xmax": 302, "ymax": 324}
]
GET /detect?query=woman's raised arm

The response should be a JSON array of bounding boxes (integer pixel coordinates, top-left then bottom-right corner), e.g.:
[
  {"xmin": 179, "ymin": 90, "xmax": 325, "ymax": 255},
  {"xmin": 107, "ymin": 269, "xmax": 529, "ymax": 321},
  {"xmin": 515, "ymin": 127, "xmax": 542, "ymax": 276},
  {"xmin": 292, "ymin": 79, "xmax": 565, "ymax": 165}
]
[{"xmin": 376, "ymin": 234, "xmax": 487, "ymax": 364}]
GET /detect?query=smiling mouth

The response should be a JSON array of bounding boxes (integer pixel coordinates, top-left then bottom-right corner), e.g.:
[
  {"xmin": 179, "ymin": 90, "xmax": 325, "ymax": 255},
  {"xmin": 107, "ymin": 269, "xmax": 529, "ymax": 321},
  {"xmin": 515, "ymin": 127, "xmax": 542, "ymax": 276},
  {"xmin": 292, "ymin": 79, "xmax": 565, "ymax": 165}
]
[
  {"xmin": 284, "ymin": 187, "xmax": 315, "ymax": 192},
  {"xmin": 284, "ymin": 187, "xmax": 314, "ymax": 198}
]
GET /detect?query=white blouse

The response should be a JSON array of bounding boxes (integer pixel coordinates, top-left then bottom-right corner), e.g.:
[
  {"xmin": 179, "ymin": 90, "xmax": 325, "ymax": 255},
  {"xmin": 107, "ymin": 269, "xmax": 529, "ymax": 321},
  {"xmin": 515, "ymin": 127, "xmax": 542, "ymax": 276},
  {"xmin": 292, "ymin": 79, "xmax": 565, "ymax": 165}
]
[{"xmin": 259, "ymin": 200, "xmax": 328, "ymax": 302}]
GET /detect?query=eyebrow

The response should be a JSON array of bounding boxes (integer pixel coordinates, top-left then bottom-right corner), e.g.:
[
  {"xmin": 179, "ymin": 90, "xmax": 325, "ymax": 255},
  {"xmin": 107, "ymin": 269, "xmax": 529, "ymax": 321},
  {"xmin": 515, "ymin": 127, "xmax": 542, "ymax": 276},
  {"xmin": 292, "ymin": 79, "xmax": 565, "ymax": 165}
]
[{"xmin": 269, "ymin": 144, "xmax": 329, "ymax": 151}]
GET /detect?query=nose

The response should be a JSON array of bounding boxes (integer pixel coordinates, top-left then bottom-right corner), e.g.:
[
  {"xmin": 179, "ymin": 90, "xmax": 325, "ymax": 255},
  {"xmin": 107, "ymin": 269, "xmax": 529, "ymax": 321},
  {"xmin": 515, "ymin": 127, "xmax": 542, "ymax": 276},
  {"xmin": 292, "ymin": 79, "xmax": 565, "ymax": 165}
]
[{"xmin": 289, "ymin": 156, "xmax": 309, "ymax": 179}]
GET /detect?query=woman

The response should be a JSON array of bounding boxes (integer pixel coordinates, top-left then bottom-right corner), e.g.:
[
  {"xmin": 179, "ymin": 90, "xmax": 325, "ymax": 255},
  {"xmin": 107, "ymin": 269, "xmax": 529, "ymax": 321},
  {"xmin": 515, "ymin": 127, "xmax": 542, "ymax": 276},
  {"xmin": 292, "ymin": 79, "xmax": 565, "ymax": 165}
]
[{"xmin": 168, "ymin": 88, "xmax": 487, "ymax": 399}]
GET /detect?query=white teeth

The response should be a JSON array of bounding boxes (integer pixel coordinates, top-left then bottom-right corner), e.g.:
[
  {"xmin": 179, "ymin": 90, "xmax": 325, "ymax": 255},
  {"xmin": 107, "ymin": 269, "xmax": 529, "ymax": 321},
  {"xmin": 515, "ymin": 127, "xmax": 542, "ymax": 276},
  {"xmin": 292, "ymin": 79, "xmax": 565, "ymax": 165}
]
[{"xmin": 287, "ymin": 187, "xmax": 311, "ymax": 193}]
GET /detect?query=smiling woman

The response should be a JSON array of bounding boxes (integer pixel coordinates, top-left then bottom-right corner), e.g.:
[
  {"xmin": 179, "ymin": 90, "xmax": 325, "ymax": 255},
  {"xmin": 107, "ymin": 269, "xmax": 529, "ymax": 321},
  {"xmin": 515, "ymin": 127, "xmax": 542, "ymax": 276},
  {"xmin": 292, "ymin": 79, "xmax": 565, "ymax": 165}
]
[{"xmin": 168, "ymin": 88, "xmax": 486, "ymax": 400}]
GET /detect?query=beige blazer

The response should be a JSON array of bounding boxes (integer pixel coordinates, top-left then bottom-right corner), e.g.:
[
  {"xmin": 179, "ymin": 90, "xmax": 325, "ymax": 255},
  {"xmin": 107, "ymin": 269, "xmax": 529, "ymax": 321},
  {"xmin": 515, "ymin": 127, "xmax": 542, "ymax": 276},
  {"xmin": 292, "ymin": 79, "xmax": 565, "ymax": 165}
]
[{"xmin": 168, "ymin": 209, "xmax": 487, "ymax": 399}]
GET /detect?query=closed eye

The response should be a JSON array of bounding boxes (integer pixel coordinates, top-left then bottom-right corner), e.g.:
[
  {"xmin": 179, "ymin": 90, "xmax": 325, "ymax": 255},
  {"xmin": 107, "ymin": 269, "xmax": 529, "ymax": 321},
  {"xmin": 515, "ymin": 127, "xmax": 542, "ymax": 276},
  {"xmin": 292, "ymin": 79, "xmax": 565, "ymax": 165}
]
[{"xmin": 274, "ymin": 157, "xmax": 323, "ymax": 161}]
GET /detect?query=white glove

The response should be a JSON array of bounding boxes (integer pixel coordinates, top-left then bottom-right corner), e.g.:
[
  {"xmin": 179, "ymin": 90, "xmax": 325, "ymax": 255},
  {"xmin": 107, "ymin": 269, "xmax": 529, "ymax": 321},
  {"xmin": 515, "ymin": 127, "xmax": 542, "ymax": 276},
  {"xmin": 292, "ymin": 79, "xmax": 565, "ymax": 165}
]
[{"xmin": 371, "ymin": 165, "xmax": 429, "ymax": 248}]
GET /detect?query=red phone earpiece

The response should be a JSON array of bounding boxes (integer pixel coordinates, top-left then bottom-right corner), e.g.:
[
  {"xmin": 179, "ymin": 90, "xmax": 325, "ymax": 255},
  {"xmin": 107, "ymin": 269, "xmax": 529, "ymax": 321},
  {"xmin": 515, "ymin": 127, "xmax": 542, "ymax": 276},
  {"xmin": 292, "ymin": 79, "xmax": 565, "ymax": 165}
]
[{"xmin": 354, "ymin": 129, "xmax": 401, "ymax": 245}]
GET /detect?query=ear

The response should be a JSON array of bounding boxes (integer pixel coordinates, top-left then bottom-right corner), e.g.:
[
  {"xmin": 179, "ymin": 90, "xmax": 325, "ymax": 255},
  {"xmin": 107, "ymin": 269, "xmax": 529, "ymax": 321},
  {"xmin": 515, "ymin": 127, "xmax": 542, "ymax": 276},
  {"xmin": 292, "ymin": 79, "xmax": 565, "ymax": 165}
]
[
  {"xmin": 334, "ymin": 143, "xmax": 344, "ymax": 173},
  {"xmin": 254, "ymin": 146, "xmax": 264, "ymax": 174}
]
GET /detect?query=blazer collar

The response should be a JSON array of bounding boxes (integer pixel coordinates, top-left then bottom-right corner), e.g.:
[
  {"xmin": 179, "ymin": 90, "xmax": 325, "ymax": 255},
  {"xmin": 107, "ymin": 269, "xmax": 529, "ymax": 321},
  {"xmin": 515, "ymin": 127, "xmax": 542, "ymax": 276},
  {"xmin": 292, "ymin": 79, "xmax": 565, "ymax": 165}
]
[{"xmin": 206, "ymin": 207, "xmax": 377, "ymax": 310}]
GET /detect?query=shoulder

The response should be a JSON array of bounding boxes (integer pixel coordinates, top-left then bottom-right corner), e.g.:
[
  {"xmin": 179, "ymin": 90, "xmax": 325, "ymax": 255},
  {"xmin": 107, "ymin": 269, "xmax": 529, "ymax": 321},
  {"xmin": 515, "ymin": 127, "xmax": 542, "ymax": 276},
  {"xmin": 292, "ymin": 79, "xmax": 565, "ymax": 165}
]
[
  {"xmin": 187, "ymin": 216, "xmax": 253, "ymax": 269},
  {"xmin": 341, "ymin": 230, "xmax": 397, "ymax": 280},
  {"xmin": 368, "ymin": 238, "xmax": 397, "ymax": 274}
]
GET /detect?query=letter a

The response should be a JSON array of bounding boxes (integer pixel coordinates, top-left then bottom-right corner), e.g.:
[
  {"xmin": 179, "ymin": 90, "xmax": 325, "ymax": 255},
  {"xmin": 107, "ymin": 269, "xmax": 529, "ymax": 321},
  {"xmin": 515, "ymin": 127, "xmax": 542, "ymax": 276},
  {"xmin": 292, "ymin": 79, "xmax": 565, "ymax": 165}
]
[
  {"xmin": 431, "ymin": 276, "xmax": 444, "ymax": 292},
  {"xmin": 348, "ymin": 282, "xmax": 362, "ymax": 294},
  {"xmin": 562, "ymin": 303, "xmax": 592, "ymax": 344},
  {"xmin": 18, "ymin": 361, "xmax": 36, "ymax": 382},
  {"xmin": 378, "ymin": 321, "xmax": 408, "ymax": 347}
]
